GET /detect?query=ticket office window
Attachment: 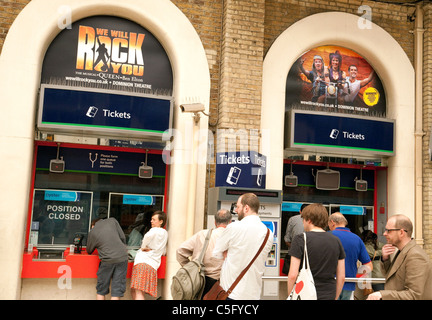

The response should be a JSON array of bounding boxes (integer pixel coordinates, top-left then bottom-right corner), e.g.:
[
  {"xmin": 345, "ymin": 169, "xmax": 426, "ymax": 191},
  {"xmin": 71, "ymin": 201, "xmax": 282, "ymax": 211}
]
[
  {"xmin": 30, "ymin": 145, "xmax": 167, "ymax": 250},
  {"xmin": 107, "ymin": 193, "xmax": 164, "ymax": 248},
  {"xmin": 30, "ymin": 189, "xmax": 93, "ymax": 247},
  {"xmin": 328, "ymin": 205, "xmax": 374, "ymax": 237},
  {"xmin": 281, "ymin": 202, "xmax": 330, "ymax": 252},
  {"xmin": 281, "ymin": 202, "xmax": 373, "ymax": 253}
]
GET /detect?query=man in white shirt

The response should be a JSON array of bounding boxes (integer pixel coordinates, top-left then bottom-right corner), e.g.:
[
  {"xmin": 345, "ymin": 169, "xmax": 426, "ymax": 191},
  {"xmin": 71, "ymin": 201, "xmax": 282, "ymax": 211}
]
[
  {"xmin": 212, "ymin": 193, "xmax": 273, "ymax": 300},
  {"xmin": 176, "ymin": 209, "xmax": 232, "ymax": 296}
]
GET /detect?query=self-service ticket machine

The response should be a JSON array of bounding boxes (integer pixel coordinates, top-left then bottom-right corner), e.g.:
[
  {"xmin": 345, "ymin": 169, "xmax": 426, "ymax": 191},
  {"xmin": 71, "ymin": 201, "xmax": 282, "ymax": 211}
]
[{"xmin": 207, "ymin": 187, "xmax": 282, "ymax": 299}]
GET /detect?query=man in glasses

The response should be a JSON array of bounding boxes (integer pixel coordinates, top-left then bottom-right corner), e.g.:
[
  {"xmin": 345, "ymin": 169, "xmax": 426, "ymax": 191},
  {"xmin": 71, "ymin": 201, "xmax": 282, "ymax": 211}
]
[{"xmin": 367, "ymin": 214, "xmax": 432, "ymax": 300}]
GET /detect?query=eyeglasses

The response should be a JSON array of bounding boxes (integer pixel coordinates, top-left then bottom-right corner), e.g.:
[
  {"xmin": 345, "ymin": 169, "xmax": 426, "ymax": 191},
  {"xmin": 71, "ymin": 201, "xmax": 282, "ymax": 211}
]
[{"xmin": 384, "ymin": 228, "xmax": 407, "ymax": 233}]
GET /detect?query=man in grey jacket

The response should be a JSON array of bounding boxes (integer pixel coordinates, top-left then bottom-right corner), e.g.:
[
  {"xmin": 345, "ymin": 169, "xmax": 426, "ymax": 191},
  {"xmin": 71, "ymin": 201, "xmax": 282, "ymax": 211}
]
[{"xmin": 87, "ymin": 217, "xmax": 128, "ymax": 300}]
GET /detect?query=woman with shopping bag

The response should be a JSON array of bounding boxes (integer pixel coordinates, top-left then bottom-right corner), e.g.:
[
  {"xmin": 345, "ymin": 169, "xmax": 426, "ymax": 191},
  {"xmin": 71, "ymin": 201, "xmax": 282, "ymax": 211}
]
[{"xmin": 287, "ymin": 204, "xmax": 345, "ymax": 300}]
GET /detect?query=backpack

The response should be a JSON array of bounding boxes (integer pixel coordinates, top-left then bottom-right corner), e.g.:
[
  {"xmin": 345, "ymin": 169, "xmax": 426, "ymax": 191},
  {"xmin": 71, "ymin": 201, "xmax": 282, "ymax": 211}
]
[{"xmin": 171, "ymin": 228, "xmax": 213, "ymax": 300}]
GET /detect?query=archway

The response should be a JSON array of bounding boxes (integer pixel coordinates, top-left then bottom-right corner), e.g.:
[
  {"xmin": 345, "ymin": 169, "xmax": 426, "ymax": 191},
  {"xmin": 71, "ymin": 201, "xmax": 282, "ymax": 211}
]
[
  {"xmin": 261, "ymin": 12, "xmax": 414, "ymax": 224},
  {"xmin": 0, "ymin": 0, "xmax": 210, "ymax": 299}
]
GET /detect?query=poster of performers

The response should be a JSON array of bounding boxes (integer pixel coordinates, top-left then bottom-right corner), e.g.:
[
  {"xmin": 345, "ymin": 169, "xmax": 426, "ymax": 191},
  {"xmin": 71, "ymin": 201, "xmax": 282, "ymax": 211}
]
[
  {"xmin": 41, "ymin": 16, "xmax": 173, "ymax": 96},
  {"xmin": 285, "ymin": 45, "xmax": 386, "ymax": 116}
]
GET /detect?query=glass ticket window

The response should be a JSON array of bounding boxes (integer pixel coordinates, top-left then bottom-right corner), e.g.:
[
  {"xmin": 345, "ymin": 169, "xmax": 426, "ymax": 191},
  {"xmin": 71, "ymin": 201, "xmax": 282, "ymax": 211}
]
[
  {"xmin": 281, "ymin": 202, "xmax": 329, "ymax": 253},
  {"xmin": 28, "ymin": 142, "xmax": 168, "ymax": 252},
  {"xmin": 30, "ymin": 189, "xmax": 93, "ymax": 247},
  {"xmin": 329, "ymin": 205, "xmax": 374, "ymax": 237},
  {"xmin": 107, "ymin": 193, "xmax": 164, "ymax": 248}
]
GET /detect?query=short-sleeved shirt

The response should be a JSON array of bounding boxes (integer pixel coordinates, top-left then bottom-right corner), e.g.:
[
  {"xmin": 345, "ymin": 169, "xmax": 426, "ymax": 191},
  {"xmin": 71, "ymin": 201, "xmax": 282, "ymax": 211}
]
[
  {"xmin": 212, "ymin": 215, "xmax": 274, "ymax": 300},
  {"xmin": 290, "ymin": 231, "xmax": 345, "ymax": 300},
  {"xmin": 331, "ymin": 227, "xmax": 371, "ymax": 291}
]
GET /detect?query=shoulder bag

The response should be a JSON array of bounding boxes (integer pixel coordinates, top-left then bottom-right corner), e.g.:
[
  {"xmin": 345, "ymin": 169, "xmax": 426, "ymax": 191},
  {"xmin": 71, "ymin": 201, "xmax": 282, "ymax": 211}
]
[
  {"xmin": 171, "ymin": 228, "xmax": 213, "ymax": 300},
  {"xmin": 362, "ymin": 250, "xmax": 376, "ymax": 296},
  {"xmin": 287, "ymin": 232, "xmax": 317, "ymax": 300},
  {"xmin": 203, "ymin": 228, "xmax": 270, "ymax": 300}
]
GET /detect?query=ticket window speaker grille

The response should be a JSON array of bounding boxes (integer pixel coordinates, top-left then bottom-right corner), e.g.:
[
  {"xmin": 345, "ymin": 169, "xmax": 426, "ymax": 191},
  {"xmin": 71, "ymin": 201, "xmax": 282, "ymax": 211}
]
[
  {"xmin": 49, "ymin": 143, "xmax": 65, "ymax": 173},
  {"xmin": 284, "ymin": 161, "xmax": 298, "ymax": 187},
  {"xmin": 138, "ymin": 149, "xmax": 153, "ymax": 179},
  {"xmin": 354, "ymin": 167, "xmax": 367, "ymax": 192}
]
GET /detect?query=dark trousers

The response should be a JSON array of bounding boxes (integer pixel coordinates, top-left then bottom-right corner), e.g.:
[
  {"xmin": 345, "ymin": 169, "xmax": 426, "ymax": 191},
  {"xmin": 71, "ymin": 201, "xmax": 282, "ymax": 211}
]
[{"xmin": 202, "ymin": 276, "xmax": 218, "ymax": 299}]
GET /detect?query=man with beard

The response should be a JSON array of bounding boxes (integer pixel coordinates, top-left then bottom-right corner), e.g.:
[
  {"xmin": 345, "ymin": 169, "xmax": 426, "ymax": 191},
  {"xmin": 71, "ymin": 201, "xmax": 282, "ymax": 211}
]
[{"xmin": 212, "ymin": 193, "xmax": 273, "ymax": 300}]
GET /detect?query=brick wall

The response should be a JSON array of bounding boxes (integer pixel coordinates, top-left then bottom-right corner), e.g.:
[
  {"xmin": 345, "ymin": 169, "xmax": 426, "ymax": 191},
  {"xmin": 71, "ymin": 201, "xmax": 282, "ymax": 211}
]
[
  {"xmin": 0, "ymin": 0, "xmax": 30, "ymax": 53},
  {"xmin": 264, "ymin": 0, "xmax": 415, "ymax": 64}
]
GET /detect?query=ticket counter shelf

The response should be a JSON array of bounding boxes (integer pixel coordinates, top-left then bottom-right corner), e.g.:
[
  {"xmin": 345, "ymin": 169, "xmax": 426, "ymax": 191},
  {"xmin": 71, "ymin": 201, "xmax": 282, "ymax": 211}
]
[
  {"xmin": 37, "ymin": 247, "xmax": 65, "ymax": 260},
  {"xmin": 22, "ymin": 247, "xmax": 166, "ymax": 279}
]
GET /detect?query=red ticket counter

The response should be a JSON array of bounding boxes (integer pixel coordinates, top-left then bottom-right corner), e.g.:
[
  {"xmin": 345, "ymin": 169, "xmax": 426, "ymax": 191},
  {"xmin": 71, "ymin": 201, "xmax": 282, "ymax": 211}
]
[
  {"xmin": 22, "ymin": 248, "xmax": 166, "ymax": 279},
  {"xmin": 22, "ymin": 142, "xmax": 168, "ymax": 281}
]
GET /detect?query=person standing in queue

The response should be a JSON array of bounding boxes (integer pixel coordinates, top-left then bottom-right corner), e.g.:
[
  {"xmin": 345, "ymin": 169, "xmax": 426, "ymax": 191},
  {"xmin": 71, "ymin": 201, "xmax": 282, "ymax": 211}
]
[
  {"xmin": 212, "ymin": 193, "xmax": 273, "ymax": 300},
  {"xmin": 176, "ymin": 209, "xmax": 232, "ymax": 297},
  {"xmin": 287, "ymin": 204, "xmax": 346, "ymax": 300},
  {"xmin": 131, "ymin": 211, "xmax": 168, "ymax": 300},
  {"xmin": 328, "ymin": 212, "xmax": 372, "ymax": 300},
  {"xmin": 87, "ymin": 216, "xmax": 128, "ymax": 300},
  {"xmin": 361, "ymin": 230, "xmax": 385, "ymax": 292},
  {"xmin": 282, "ymin": 203, "xmax": 307, "ymax": 274},
  {"xmin": 367, "ymin": 214, "xmax": 432, "ymax": 300}
]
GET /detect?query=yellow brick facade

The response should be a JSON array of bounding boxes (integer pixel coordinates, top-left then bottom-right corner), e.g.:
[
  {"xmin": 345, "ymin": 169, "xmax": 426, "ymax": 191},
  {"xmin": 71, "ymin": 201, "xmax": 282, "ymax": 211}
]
[{"xmin": 1, "ymin": 0, "xmax": 431, "ymax": 299}]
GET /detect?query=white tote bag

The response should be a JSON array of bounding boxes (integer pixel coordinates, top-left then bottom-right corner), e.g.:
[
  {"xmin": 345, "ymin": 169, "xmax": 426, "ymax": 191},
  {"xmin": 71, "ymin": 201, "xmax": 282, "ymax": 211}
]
[{"xmin": 287, "ymin": 233, "xmax": 317, "ymax": 300}]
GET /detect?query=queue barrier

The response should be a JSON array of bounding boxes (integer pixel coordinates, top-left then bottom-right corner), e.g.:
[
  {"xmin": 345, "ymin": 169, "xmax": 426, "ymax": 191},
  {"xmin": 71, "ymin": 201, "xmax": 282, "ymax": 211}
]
[{"xmin": 263, "ymin": 276, "xmax": 385, "ymax": 283}]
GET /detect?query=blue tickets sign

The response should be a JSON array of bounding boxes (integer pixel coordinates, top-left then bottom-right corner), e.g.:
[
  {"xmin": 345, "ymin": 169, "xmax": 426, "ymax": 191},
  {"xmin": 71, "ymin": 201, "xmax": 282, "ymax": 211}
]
[
  {"xmin": 215, "ymin": 151, "xmax": 266, "ymax": 189},
  {"xmin": 288, "ymin": 110, "xmax": 395, "ymax": 156},
  {"xmin": 38, "ymin": 85, "xmax": 172, "ymax": 139}
]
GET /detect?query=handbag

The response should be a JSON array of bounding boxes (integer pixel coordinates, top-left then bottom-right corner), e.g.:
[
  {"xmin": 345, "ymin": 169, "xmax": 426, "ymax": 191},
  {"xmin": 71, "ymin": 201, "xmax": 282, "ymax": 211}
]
[
  {"xmin": 282, "ymin": 252, "xmax": 290, "ymax": 275},
  {"xmin": 287, "ymin": 233, "xmax": 317, "ymax": 300},
  {"xmin": 203, "ymin": 228, "xmax": 270, "ymax": 300},
  {"xmin": 363, "ymin": 250, "xmax": 376, "ymax": 296}
]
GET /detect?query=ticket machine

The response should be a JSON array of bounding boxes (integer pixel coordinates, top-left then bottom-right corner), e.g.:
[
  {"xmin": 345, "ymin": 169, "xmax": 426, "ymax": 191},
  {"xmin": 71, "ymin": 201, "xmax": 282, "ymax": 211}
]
[{"xmin": 207, "ymin": 187, "xmax": 282, "ymax": 299}]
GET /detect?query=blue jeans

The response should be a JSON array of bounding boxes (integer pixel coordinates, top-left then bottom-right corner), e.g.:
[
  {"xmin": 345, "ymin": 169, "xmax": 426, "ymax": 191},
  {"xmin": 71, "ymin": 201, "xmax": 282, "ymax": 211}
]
[{"xmin": 338, "ymin": 290, "xmax": 354, "ymax": 300}]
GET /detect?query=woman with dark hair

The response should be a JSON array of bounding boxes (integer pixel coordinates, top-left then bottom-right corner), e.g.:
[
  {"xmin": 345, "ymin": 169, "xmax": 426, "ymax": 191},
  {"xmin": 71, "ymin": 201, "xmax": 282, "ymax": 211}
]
[
  {"xmin": 131, "ymin": 211, "xmax": 168, "ymax": 299},
  {"xmin": 361, "ymin": 230, "xmax": 385, "ymax": 291},
  {"xmin": 327, "ymin": 50, "xmax": 346, "ymax": 83},
  {"xmin": 312, "ymin": 50, "xmax": 347, "ymax": 105}
]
